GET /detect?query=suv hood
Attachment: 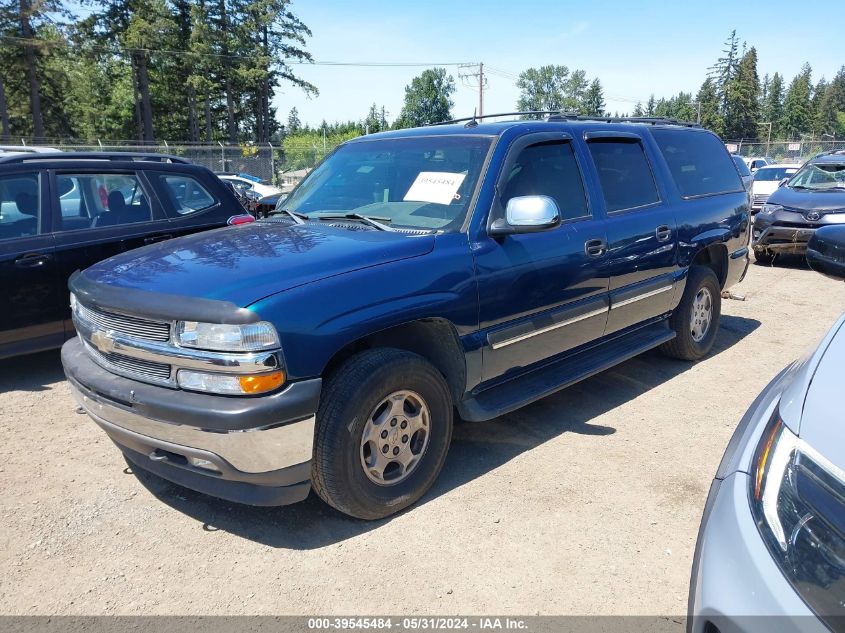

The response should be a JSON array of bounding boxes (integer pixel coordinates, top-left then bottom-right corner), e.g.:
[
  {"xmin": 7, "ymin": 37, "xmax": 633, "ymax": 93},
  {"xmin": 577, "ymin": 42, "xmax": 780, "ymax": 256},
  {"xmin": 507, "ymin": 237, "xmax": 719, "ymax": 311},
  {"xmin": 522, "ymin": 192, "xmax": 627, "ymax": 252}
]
[
  {"xmin": 790, "ymin": 315, "xmax": 845, "ymax": 471},
  {"xmin": 767, "ymin": 186, "xmax": 845, "ymax": 211},
  {"xmin": 80, "ymin": 221, "xmax": 436, "ymax": 307}
]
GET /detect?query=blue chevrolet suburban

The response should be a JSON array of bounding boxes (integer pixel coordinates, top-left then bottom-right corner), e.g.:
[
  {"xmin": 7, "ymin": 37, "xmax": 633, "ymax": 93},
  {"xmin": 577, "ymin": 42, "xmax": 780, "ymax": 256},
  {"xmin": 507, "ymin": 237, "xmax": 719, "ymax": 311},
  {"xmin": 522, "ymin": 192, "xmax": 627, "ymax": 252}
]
[{"xmin": 62, "ymin": 115, "xmax": 750, "ymax": 519}]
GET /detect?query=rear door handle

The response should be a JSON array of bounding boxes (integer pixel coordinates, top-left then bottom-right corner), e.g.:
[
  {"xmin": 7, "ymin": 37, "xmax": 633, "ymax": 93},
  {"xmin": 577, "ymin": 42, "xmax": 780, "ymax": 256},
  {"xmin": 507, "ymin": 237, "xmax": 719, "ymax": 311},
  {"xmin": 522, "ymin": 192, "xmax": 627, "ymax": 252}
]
[
  {"xmin": 14, "ymin": 253, "xmax": 52, "ymax": 268},
  {"xmin": 655, "ymin": 225, "xmax": 672, "ymax": 242},
  {"xmin": 584, "ymin": 238, "xmax": 607, "ymax": 257},
  {"xmin": 144, "ymin": 233, "xmax": 173, "ymax": 245}
]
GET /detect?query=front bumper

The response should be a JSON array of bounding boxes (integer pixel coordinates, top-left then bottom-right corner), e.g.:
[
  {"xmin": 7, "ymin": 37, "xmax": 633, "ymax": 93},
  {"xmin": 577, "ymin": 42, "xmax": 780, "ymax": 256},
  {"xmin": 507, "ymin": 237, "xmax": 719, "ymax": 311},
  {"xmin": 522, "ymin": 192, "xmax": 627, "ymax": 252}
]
[
  {"xmin": 752, "ymin": 223, "xmax": 816, "ymax": 253},
  {"xmin": 689, "ymin": 473, "xmax": 825, "ymax": 633},
  {"xmin": 62, "ymin": 337, "xmax": 320, "ymax": 506}
]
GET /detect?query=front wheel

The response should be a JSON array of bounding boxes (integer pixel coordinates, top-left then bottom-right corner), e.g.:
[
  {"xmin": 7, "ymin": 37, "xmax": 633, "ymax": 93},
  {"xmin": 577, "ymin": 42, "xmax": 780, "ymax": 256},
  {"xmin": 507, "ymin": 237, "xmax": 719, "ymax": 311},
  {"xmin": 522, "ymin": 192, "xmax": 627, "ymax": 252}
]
[
  {"xmin": 660, "ymin": 266, "xmax": 721, "ymax": 361},
  {"xmin": 311, "ymin": 349, "xmax": 453, "ymax": 519}
]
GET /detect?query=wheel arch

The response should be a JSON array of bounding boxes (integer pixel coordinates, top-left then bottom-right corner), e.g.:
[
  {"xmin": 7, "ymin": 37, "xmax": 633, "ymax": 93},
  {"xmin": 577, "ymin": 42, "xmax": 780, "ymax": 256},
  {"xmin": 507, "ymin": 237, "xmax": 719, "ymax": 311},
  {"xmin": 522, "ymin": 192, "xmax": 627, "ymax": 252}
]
[
  {"xmin": 689, "ymin": 242, "xmax": 729, "ymax": 289},
  {"xmin": 321, "ymin": 318, "xmax": 467, "ymax": 404}
]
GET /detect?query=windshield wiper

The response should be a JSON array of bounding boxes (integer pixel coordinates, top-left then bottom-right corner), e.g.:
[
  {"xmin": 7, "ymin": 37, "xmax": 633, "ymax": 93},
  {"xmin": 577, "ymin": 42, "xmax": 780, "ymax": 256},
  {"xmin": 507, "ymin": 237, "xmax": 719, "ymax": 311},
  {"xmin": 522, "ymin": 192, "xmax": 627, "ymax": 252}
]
[
  {"xmin": 317, "ymin": 213, "xmax": 396, "ymax": 232},
  {"xmin": 268, "ymin": 208, "xmax": 308, "ymax": 224}
]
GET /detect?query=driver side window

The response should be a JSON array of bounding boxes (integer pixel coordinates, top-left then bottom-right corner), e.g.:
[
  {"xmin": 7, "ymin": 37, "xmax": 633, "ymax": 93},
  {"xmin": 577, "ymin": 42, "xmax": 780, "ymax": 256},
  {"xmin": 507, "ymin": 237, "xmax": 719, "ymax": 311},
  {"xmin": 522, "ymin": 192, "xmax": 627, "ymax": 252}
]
[{"xmin": 501, "ymin": 141, "xmax": 590, "ymax": 221}]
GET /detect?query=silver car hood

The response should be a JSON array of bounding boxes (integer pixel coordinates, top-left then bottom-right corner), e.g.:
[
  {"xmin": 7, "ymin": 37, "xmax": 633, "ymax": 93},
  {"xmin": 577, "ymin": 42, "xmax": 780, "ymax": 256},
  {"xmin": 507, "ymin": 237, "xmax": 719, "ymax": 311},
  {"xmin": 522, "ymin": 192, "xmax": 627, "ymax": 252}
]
[{"xmin": 797, "ymin": 314, "xmax": 845, "ymax": 470}]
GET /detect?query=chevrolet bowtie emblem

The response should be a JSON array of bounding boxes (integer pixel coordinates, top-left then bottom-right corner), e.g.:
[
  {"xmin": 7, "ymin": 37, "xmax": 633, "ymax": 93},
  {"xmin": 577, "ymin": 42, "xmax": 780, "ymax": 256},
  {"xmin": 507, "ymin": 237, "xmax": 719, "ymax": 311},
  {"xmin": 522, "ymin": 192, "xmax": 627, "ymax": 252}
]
[{"xmin": 90, "ymin": 330, "xmax": 117, "ymax": 354}]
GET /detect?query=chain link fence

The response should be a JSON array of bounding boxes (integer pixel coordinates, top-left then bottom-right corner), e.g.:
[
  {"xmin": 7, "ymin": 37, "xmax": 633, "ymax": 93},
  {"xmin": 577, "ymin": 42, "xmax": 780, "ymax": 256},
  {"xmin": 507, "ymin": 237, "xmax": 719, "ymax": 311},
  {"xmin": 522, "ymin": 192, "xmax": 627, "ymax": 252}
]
[
  {"xmin": 6, "ymin": 141, "xmax": 345, "ymax": 185},
  {"xmin": 725, "ymin": 139, "xmax": 845, "ymax": 163}
]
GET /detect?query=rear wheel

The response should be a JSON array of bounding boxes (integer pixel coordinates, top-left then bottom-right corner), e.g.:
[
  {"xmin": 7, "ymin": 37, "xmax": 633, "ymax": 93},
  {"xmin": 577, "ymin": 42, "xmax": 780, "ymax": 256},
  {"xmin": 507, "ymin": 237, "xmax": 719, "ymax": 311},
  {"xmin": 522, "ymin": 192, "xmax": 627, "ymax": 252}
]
[
  {"xmin": 311, "ymin": 349, "xmax": 453, "ymax": 519},
  {"xmin": 660, "ymin": 266, "xmax": 721, "ymax": 361}
]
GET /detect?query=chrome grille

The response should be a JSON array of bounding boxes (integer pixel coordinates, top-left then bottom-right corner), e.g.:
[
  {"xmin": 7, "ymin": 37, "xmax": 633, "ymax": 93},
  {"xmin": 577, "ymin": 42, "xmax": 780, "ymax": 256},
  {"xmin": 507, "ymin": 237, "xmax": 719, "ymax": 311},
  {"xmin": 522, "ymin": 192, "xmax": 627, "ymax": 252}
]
[
  {"xmin": 752, "ymin": 193, "xmax": 769, "ymax": 206},
  {"xmin": 86, "ymin": 342, "xmax": 171, "ymax": 381},
  {"xmin": 76, "ymin": 302, "xmax": 170, "ymax": 342}
]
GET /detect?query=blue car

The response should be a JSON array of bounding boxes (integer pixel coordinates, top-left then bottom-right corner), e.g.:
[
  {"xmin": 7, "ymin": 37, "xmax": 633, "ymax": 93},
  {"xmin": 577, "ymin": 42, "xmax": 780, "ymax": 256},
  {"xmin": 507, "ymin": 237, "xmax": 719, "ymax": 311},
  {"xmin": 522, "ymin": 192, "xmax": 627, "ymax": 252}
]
[{"xmin": 62, "ymin": 114, "xmax": 750, "ymax": 519}]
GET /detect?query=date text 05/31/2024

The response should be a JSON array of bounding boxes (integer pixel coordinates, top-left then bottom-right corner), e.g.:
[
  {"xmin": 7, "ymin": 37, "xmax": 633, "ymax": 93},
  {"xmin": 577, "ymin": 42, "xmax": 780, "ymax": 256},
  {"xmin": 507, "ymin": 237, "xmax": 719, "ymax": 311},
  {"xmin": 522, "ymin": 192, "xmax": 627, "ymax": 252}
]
[{"xmin": 307, "ymin": 618, "xmax": 529, "ymax": 630}]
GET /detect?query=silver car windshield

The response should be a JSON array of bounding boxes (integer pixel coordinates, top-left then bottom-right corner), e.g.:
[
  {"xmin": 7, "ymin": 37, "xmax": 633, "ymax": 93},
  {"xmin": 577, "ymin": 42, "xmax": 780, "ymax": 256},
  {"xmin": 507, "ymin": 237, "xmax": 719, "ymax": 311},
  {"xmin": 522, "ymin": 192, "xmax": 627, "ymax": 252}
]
[{"xmin": 788, "ymin": 163, "xmax": 845, "ymax": 190}]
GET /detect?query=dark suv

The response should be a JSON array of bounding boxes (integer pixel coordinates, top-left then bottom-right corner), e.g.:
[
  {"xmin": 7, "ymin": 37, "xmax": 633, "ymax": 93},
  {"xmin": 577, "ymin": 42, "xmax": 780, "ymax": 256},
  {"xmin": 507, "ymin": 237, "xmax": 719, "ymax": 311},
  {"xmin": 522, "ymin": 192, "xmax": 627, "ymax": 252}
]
[
  {"xmin": 752, "ymin": 151, "xmax": 845, "ymax": 264},
  {"xmin": 62, "ymin": 116, "xmax": 750, "ymax": 519},
  {"xmin": 0, "ymin": 152, "xmax": 252, "ymax": 359}
]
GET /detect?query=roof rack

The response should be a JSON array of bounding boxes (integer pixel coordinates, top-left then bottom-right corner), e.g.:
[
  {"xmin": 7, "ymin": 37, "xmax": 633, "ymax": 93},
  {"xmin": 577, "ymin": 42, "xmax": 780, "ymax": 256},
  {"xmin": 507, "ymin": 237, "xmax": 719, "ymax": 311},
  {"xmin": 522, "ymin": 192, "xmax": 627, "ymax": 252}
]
[
  {"xmin": 431, "ymin": 111, "xmax": 700, "ymax": 128},
  {"xmin": 546, "ymin": 113, "xmax": 700, "ymax": 127},
  {"xmin": 0, "ymin": 151, "xmax": 192, "ymax": 165},
  {"xmin": 813, "ymin": 149, "xmax": 845, "ymax": 158}
]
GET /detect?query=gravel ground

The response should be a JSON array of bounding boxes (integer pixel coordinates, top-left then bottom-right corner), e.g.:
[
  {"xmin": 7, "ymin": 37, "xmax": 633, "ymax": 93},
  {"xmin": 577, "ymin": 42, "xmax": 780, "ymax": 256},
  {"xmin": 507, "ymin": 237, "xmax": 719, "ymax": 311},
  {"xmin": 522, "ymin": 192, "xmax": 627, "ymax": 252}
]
[{"xmin": 1, "ymin": 254, "xmax": 844, "ymax": 617}]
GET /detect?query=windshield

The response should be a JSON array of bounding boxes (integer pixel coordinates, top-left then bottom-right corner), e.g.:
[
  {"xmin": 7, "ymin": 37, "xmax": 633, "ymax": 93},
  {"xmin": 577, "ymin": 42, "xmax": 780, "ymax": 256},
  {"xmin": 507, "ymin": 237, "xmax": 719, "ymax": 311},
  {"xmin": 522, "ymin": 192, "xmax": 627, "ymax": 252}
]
[
  {"xmin": 788, "ymin": 163, "xmax": 845, "ymax": 191},
  {"xmin": 280, "ymin": 135, "xmax": 492, "ymax": 231},
  {"xmin": 754, "ymin": 167, "xmax": 799, "ymax": 181}
]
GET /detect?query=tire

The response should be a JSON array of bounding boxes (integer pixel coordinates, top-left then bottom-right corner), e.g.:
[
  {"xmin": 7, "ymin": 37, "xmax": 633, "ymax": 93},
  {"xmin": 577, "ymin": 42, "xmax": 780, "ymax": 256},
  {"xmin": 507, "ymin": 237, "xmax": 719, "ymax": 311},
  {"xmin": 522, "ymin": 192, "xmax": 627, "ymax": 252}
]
[
  {"xmin": 754, "ymin": 249, "xmax": 774, "ymax": 265},
  {"xmin": 660, "ymin": 266, "xmax": 721, "ymax": 361},
  {"xmin": 311, "ymin": 348, "xmax": 453, "ymax": 520}
]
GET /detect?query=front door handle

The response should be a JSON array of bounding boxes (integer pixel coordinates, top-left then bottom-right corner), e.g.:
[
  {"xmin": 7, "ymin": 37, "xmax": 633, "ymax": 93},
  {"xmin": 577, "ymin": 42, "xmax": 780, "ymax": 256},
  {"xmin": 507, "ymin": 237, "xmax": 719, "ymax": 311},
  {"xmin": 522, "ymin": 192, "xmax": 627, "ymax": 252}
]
[
  {"xmin": 144, "ymin": 233, "xmax": 173, "ymax": 245},
  {"xmin": 584, "ymin": 238, "xmax": 607, "ymax": 257},
  {"xmin": 655, "ymin": 225, "xmax": 672, "ymax": 242},
  {"xmin": 14, "ymin": 253, "xmax": 52, "ymax": 268}
]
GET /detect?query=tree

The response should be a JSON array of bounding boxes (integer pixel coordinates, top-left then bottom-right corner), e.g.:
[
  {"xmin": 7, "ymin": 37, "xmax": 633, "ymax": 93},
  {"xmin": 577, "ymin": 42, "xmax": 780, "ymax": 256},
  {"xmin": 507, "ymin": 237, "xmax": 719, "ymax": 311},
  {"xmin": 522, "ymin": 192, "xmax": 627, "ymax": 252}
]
[
  {"xmin": 761, "ymin": 72, "xmax": 785, "ymax": 138},
  {"xmin": 783, "ymin": 63, "xmax": 813, "ymax": 139},
  {"xmin": 287, "ymin": 107, "xmax": 301, "ymax": 133},
  {"xmin": 632, "ymin": 101, "xmax": 644, "ymax": 117},
  {"xmin": 709, "ymin": 30, "xmax": 741, "ymax": 112},
  {"xmin": 395, "ymin": 67, "xmax": 454, "ymax": 128},
  {"xmin": 724, "ymin": 47, "xmax": 760, "ymax": 140},
  {"xmin": 810, "ymin": 78, "xmax": 828, "ymax": 135},
  {"xmin": 515, "ymin": 65, "xmax": 588, "ymax": 117},
  {"xmin": 814, "ymin": 68, "xmax": 845, "ymax": 137},
  {"xmin": 364, "ymin": 103, "xmax": 389, "ymax": 133},
  {"xmin": 696, "ymin": 78, "xmax": 724, "ymax": 136},
  {"xmin": 581, "ymin": 78, "xmax": 605, "ymax": 116},
  {"xmin": 645, "ymin": 94, "xmax": 656, "ymax": 116}
]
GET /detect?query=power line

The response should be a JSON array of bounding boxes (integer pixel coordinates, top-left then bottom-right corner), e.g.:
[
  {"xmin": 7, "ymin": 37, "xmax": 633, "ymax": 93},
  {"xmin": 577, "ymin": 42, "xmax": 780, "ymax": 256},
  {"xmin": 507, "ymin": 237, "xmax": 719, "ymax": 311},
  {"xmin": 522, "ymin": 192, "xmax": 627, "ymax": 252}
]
[{"xmin": 0, "ymin": 35, "xmax": 470, "ymax": 66}]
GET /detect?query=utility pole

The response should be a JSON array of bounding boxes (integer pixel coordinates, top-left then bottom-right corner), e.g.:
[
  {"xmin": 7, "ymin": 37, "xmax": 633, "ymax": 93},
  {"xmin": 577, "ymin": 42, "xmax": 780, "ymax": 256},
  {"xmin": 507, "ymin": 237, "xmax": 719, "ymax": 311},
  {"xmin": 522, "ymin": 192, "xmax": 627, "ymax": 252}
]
[
  {"xmin": 760, "ymin": 121, "xmax": 772, "ymax": 156},
  {"xmin": 458, "ymin": 63, "xmax": 487, "ymax": 117}
]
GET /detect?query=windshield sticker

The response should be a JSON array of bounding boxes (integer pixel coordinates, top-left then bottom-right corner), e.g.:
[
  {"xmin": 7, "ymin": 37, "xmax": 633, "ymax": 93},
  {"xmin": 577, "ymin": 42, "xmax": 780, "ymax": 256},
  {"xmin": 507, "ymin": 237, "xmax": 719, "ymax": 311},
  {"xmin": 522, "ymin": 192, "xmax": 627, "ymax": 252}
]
[{"xmin": 404, "ymin": 172, "xmax": 466, "ymax": 205}]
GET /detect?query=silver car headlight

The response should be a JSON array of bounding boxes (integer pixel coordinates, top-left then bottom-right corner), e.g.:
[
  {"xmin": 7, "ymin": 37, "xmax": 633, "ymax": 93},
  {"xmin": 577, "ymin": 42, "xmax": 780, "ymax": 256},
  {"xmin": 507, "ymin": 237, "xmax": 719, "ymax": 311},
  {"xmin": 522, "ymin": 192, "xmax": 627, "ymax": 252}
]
[
  {"xmin": 750, "ymin": 409, "xmax": 845, "ymax": 625},
  {"xmin": 175, "ymin": 321, "xmax": 279, "ymax": 352},
  {"xmin": 760, "ymin": 203, "xmax": 782, "ymax": 216}
]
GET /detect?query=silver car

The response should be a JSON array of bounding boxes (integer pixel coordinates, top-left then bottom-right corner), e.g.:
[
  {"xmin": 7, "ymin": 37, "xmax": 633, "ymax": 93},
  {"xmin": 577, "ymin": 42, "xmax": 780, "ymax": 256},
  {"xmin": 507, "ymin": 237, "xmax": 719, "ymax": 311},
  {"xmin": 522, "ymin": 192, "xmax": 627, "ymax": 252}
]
[{"xmin": 689, "ymin": 226, "xmax": 845, "ymax": 633}]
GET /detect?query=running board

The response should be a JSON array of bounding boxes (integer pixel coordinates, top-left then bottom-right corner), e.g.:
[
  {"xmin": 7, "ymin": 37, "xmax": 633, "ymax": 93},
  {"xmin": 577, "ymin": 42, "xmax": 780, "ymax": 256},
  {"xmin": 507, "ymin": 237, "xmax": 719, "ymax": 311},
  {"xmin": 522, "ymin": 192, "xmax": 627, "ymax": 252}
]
[{"xmin": 458, "ymin": 323, "xmax": 676, "ymax": 422}]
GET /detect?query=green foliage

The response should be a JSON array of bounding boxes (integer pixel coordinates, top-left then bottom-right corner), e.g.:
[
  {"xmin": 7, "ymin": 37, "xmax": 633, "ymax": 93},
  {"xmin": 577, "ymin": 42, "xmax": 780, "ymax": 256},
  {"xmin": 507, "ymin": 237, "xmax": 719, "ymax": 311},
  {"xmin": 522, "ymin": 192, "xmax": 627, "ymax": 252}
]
[
  {"xmin": 515, "ymin": 65, "xmax": 591, "ymax": 117},
  {"xmin": 395, "ymin": 68, "xmax": 454, "ymax": 128},
  {"xmin": 696, "ymin": 78, "xmax": 724, "ymax": 137},
  {"xmin": 783, "ymin": 63, "xmax": 813, "ymax": 139},
  {"xmin": 723, "ymin": 47, "xmax": 760, "ymax": 139},
  {"xmin": 762, "ymin": 72, "xmax": 785, "ymax": 138},
  {"xmin": 581, "ymin": 79, "xmax": 605, "ymax": 116}
]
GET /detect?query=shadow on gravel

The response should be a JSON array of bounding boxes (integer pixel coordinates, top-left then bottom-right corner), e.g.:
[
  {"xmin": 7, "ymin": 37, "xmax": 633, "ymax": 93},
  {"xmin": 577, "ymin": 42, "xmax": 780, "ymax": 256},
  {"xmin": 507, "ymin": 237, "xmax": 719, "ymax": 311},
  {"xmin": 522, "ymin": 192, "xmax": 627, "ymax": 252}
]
[
  {"xmin": 131, "ymin": 314, "xmax": 760, "ymax": 550},
  {"xmin": 0, "ymin": 348, "xmax": 64, "ymax": 394},
  {"xmin": 755, "ymin": 253, "xmax": 811, "ymax": 270}
]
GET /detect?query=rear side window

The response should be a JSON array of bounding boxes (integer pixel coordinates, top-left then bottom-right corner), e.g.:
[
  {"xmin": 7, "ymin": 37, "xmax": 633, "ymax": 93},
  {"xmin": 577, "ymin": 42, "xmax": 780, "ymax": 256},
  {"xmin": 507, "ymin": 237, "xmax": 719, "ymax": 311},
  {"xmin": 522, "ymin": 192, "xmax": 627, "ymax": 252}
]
[
  {"xmin": 587, "ymin": 139, "xmax": 660, "ymax": 212},
  {"xmin": 157, "ymin": 174, "xmax": 217, "ymax": 215},
  {"xmin": 501, "ymin": 141, "xmax": 589, "ymax": 221},
  {"xmin": 54, "ymin": 173, "xmax": 152, "ymax": 232},
  {"xmin": 0, "ymin": 173, "xmax": 40, "ymax": 240},
  {"xmin": 652, "ymin": 129, "xmax": 743, "ymax": 198}
]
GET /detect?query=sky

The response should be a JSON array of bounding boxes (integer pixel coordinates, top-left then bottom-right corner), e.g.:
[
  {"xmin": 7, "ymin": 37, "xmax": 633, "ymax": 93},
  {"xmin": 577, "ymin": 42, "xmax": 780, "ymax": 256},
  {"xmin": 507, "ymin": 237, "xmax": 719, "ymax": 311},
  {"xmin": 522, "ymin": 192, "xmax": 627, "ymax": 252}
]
[{"xmin": 275, "ymin": 0, "xmax": 845, "ymax": 128}]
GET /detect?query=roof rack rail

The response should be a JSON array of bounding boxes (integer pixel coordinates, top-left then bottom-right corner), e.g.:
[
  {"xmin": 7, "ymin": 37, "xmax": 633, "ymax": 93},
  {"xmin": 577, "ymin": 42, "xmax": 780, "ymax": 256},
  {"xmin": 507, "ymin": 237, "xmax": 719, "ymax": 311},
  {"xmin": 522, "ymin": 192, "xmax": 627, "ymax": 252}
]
[
  {"xmin": 546, "ymin": 113, "xmax": 700, "ymax": 127},
  {"xmin": 429, "ymin": 111, "xmax": 562, "ymax": 126},
  {"xmin": 813, "ymin": 149, "xmax": 845, "ymax": 158},
  {"xmin": 0, "ymin": 151, "xmax": 192, "ymax": 165},
  {"xmin": 430, "ymin": 111, "xmax": 700, "ymax": 128}
]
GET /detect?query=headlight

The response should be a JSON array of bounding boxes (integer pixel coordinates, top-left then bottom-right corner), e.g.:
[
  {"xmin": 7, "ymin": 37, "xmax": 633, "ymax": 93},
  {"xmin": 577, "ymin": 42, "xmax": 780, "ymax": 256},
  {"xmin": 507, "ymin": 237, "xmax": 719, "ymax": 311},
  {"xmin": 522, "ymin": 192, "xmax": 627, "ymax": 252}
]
[
  {"xmin": 177, "ymin": 369, "xmax": 285, "ymax": 395},
  {"xmin": 176, "ymin": 321, "xmax": 279, "ymax": 352},
  {"xmin": 760, "ymin": 203, "xmax": 782, "ymax": 215},
  {"xmin": 750, "ymin": 410, "xmax": 845, "ymax": 625}
]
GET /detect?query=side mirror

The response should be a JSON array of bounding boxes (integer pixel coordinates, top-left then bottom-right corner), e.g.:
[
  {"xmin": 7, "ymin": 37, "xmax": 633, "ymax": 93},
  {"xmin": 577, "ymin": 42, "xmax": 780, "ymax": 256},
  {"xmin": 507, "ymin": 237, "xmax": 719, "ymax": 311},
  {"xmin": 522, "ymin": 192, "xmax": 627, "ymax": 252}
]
[
  {"xmin": 779, "ymin": 178, "xmax": 790, "ymax": 188},
  {"xmin": 807, "ymin": 226, "xmax": 845, "ymax": 281},
  {"xmin": 489, "ymin": 195, "xmax": 561, "ymax": 235}
]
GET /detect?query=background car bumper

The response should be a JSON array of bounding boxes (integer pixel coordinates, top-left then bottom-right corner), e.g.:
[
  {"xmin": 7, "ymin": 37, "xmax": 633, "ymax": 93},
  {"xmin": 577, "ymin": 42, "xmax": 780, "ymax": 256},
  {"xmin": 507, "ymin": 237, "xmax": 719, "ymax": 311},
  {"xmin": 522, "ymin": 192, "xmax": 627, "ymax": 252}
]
[
  {"xmin": 689, "ymin": 472, "xmax": 825, "ymax": 633},
  {"xmin": 752, "ymin": 224, "xmax": 816, "ymax": 253}
]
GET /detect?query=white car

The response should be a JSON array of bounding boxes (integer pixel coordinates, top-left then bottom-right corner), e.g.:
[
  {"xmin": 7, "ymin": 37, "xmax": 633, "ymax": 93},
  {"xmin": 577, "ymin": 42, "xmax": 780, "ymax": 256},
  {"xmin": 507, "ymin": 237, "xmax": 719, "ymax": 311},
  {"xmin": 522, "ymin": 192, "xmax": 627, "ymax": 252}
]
[
  {"xmin": 744, "ymin": 156, "xmax": 774, "ymax": 173},
  {"xmin": 750, "ymin": 163, "xmax": 802, "ymax": 213},
  {"xmin": 216, "ymin": 173, "xmax": 282, "ymax": 199}
]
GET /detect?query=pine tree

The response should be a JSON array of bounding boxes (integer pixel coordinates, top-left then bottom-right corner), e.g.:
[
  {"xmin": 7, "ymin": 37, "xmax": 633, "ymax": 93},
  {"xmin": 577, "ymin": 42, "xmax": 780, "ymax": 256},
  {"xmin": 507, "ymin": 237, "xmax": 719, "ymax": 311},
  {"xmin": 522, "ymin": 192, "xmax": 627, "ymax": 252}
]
[
  {"xmin": 287, "ymin": 107, "xmax": 301, "ymax": 133},
  {"xmin": 783, "ymin": 63, "xmax": 813, "ymax": 139},
  {"xmin": 810, "ymin": 78, "xmax": 828, "ymax": 135},
  {"xmin": 645, "ymin": 94, "xmax": 656, "ymax": 116},
  {"xmin": 632, "ymin": 102, "xmax": 644, "ymax": 117},
  {"xmin": 724, "ymin": 46, "xmax": 760, "ymax": 140},
  {"xmin": 762, "ymin": 72, "xmax": 785, "ymax": 138},
  {"xmin": 708, "ymin": 30, "xmax": 741, "ymax": 113},
  {"xmin": 696, "ymin": 78, "xmax": 724, "ymax": 136},
  {"xmin": 581, "ymin": 78, "xmax": 605, "ymax": 116}
]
